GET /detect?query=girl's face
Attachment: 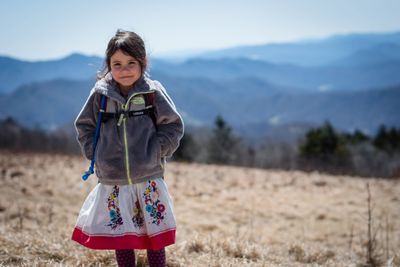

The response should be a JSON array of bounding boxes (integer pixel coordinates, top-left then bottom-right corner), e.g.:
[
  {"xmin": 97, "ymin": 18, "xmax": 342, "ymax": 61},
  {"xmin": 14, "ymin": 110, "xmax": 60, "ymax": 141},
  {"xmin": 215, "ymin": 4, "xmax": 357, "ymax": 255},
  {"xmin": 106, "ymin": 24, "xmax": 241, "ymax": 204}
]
[{"xmin": 110, "ymin": 49, "xmax": 142, "ymax": 92}]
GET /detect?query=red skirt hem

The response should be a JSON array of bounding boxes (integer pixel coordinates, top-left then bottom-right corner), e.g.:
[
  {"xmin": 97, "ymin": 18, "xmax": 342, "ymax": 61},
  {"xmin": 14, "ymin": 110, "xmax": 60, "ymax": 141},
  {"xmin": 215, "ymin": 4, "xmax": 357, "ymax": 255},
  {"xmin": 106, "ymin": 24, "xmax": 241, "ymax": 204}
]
[{"xmin": 71, "ymin": 227, "xmax": 176, "ymax": 250}]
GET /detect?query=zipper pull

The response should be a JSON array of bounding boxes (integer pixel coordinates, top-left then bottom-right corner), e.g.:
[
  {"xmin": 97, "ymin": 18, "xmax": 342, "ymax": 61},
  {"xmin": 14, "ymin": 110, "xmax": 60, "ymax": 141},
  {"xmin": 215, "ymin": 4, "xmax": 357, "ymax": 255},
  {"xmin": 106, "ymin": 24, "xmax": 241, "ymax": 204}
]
[{"xmin": 117, "ymin": 113, "xmax": 125, "ymax": 126}]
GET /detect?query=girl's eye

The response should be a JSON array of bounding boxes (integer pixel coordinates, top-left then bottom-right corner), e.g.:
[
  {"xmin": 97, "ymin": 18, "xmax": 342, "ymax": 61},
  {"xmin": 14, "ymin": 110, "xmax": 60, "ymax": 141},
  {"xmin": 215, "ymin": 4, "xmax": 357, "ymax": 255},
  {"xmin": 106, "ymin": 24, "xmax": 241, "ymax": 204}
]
[{"xmin": 129, "ymin": 61, "xmax": 136, "ymax": 65}]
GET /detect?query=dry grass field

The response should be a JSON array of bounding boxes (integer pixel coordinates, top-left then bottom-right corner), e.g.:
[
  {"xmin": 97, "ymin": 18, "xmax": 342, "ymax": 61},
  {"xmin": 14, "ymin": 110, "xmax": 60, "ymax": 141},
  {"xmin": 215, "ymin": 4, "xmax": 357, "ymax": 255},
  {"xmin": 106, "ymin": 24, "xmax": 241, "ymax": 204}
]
[{"xmin": 0, "ymin": 151, "xmax": 399, "ymax": 266}]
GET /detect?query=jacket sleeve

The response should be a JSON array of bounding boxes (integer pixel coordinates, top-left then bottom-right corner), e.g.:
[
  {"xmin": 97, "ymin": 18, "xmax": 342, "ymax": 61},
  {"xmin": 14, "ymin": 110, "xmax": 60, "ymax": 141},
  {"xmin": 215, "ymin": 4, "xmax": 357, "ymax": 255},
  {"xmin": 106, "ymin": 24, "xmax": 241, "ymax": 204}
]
[
  {"xmin": 153, "ymin": 81, "xmax": 184, "ymax": 158},
  {"xmin": 74, "ymin": 90, "xmax": 99, "ymax": 160}
]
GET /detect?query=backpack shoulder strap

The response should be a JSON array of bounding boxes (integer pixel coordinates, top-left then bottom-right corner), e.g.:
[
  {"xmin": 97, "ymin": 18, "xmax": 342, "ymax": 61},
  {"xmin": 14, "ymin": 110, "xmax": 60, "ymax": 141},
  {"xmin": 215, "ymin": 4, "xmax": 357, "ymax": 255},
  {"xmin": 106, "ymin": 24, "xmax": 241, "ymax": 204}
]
[
  {"xmin": 82, "ymin": 94, "xmax": 107, "ymax": 181},
  {"xmin": 144, "ymin": 92, "xmax": 157, "ymax": 128},
  {"xmin": 98, "ymin": 94, "xmax": 108, "ymax": 112},
  {"xmin": 144, "ymin": 91, "xmax": 155, "ymax": 106}
]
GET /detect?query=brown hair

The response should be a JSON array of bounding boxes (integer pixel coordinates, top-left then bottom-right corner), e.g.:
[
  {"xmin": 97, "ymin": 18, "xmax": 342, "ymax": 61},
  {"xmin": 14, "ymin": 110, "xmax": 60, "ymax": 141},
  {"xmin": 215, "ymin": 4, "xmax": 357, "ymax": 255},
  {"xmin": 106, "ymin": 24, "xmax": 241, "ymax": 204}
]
[{"xmin": 98, "ymin": 29, "xmax": 147, "ymax": 79}]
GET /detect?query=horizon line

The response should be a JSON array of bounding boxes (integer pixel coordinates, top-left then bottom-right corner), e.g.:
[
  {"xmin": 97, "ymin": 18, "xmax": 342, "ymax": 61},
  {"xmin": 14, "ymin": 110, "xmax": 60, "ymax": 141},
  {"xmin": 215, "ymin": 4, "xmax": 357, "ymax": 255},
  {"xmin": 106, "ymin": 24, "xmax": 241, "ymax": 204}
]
[{"xmin": 1, "ymin": 28, "xmax": 399, "ymax": 62}]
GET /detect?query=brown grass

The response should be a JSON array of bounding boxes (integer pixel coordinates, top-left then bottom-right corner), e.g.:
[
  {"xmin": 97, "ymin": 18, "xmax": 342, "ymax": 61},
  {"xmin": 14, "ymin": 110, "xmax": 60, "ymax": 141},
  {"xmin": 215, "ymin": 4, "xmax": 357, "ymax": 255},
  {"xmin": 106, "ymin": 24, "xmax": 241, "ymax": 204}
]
[{"xmin": 0, "ymin": 151, "xmax": 399, "ymax": 266}]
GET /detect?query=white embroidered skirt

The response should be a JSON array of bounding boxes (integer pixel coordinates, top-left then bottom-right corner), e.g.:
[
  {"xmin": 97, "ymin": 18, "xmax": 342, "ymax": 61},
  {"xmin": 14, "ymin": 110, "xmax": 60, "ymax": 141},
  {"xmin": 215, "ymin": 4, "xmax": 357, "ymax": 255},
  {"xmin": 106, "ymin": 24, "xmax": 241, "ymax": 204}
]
[{"xmin": 72, "ymin": 178, "xmax": 176, "ymax": 250}]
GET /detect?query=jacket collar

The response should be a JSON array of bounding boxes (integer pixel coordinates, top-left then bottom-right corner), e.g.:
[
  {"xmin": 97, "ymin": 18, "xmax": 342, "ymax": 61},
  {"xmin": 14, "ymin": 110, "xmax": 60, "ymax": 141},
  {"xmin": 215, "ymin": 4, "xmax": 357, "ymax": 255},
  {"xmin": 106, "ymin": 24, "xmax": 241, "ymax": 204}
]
[{"xmin": 93, "ymin": 72, "xmax": 152, "ymax": 104}]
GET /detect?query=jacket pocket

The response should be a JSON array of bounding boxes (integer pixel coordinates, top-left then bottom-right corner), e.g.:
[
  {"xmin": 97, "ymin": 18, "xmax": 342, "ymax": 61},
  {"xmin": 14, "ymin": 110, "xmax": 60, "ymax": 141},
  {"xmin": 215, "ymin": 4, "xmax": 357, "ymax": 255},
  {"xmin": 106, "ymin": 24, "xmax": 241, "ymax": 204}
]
[
  {"xmin": 95, "ymin": 123, "xmax": 124, "ymax": 179},
  {"xmin": 150, "ymin": 134, "xmax": 162, "ymax": 168},
  {"xmin": 130, "ymin": 133, "xmax": 162, "ymax": 177}
]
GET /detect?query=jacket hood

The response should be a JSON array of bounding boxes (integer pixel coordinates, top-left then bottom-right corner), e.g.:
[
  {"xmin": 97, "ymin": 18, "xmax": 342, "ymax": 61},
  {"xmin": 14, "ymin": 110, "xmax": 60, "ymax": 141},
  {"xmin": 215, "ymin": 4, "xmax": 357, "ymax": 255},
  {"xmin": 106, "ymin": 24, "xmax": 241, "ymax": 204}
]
[{"xmin": 92, "ymin": 73, "xmax": 153, "ymax": 104}]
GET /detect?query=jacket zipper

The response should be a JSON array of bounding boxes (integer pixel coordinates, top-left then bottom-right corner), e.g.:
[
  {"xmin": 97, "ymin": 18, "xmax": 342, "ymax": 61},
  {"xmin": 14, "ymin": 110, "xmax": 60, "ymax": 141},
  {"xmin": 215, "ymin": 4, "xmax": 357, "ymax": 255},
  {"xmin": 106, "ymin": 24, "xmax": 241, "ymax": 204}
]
[
  {"xmin": 122, "ymin": 117, "xmax": 132, "ymax": 184},
  {"xmin": 118, "ymin": 91, "xmax": 156, "ymax": 185}
]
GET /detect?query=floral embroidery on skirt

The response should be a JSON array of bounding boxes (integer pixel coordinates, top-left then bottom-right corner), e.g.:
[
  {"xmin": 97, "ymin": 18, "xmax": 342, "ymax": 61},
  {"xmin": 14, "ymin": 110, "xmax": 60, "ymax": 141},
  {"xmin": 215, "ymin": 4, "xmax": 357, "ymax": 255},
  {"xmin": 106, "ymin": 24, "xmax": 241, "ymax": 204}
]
[
  {"xmin": 132, "ymin": 200, "xmax": 144, "ymax": 228},
  {"xmin": 143, "ymin": 180, "xmax": 166, "ymax": 225},
  {"xmin": 106, "ymin": 185, "xmax": 123, "ymax": 230}
]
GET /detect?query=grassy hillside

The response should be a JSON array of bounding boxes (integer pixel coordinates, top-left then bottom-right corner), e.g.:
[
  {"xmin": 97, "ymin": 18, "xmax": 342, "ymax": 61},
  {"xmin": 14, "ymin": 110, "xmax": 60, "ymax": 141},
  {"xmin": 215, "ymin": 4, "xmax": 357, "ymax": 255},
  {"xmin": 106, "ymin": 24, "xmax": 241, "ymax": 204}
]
[{"xmin": 0, "ymin": 152, "xmax": 399, "ymax": 266}]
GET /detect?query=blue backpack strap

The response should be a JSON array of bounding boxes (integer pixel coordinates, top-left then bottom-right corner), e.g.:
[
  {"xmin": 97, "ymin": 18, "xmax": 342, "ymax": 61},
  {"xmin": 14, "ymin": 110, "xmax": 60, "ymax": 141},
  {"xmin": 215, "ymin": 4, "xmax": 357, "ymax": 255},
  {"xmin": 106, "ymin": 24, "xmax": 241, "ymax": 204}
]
[{"xmin": 82, "ymin": 94, "xmax": 107, "ymax": 181}]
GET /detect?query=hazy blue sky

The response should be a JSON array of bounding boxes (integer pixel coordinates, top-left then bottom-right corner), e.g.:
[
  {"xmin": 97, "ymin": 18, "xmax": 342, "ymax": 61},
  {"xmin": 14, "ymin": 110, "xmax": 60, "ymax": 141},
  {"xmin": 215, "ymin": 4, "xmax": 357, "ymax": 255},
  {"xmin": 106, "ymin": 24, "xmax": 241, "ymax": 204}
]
[{"xmin": 1, "ymin": 0, "xmax": 399, "ymax": 60}]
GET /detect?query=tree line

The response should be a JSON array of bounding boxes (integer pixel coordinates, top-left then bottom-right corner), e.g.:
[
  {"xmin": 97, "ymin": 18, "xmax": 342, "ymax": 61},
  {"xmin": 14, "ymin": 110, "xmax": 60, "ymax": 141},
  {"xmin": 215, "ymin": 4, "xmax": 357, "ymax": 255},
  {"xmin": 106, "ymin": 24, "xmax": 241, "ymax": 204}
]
[
  {"xmin": 174, "ymin": 116, "xmax": 400, "ymax": 178},
  {"xmin": 1, "ymin": 116, "xmax": 399, "ymax": 178},
  {"xmin": 0, "ymin": 117, "xmax": 78, "ymax": 154}
]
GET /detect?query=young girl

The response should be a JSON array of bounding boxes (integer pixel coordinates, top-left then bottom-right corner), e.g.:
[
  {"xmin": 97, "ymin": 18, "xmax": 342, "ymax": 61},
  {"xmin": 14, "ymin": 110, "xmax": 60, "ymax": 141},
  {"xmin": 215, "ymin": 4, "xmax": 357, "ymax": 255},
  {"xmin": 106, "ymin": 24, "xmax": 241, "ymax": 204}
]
[{"xmin": 72, "ymin": 29, "xmax": 184, "ymax": 267}]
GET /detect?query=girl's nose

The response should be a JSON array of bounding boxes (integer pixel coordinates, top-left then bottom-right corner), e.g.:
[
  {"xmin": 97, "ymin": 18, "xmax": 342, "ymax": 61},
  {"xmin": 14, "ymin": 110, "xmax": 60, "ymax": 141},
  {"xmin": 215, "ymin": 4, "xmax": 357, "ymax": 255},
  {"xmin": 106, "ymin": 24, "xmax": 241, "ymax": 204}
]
[{"xmin": 121, "ymin": 65, "xmax": 131, "ymax": 71}]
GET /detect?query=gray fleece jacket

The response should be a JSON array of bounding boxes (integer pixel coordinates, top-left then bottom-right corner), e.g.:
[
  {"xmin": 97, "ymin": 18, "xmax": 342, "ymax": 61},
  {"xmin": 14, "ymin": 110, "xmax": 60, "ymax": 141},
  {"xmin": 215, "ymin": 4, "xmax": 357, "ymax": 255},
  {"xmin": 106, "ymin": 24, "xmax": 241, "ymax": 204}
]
[{"xmin": 75, "ymin": 73, "xmax": 184, "ymax": 185}]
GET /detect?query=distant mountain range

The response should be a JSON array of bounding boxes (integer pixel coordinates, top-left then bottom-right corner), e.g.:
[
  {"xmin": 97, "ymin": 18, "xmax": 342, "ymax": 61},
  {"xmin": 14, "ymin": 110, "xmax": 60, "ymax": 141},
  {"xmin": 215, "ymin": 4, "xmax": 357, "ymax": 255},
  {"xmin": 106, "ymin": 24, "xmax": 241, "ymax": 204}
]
[
  {"xmin": 150, "ymin": 56, "xmax": 400, "ymax": 92},
  {"xmin": 0, "ymin": 53, "xmax": 102, "ymax": 94},
  {"xmin": 196, "ymin": 31, "xmax": 400, "ymax": 66},
  {"xmin": 0, "ymin": 72, "xmax": 398, "ymax": 138},
  {"xmin": 0, "ymin": 30, "xmax": 399, "ymax": 140},
  {"xmin": 0, "ymin": 79, "xmax": 92, "ymax": 130},
  {"xmin": 145, "ymin": 72, "xmax": 400, "ymax": 136}
]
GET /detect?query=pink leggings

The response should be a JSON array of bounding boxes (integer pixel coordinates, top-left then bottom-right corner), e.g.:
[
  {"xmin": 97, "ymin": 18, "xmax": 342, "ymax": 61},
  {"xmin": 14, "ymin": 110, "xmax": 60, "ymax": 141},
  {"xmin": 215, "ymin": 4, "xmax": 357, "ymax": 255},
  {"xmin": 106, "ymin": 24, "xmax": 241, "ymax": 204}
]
[{"xmin": 115, "ymin": 248, "xmax": 166, "ymax": 267}]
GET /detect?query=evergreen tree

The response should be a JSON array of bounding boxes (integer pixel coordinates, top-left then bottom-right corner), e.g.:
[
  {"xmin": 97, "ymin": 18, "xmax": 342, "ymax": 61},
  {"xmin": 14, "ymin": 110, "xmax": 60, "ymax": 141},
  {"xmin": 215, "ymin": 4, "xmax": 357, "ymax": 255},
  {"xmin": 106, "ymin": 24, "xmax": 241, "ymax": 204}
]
[
  {"xmin": 207, "ymin": 115, "xmax": 239, "ymax": 165},
  {"xmin": 373, "ymin": 125, "xmax": 388, "ymax": 151},
  {"xmin": 299, "ymin": 121, "xmax": 351, "ymax": 173},
  {"xmin": 373, "ymin": 125, "xmax": 400, "ymax": 154},
  {"xmin": 343, "ymin": 129, "xmax": 370, "ymax": 145},
  {"xmin": 173, "ymin": 132, "xmax": 198, "ymax": 162}
]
